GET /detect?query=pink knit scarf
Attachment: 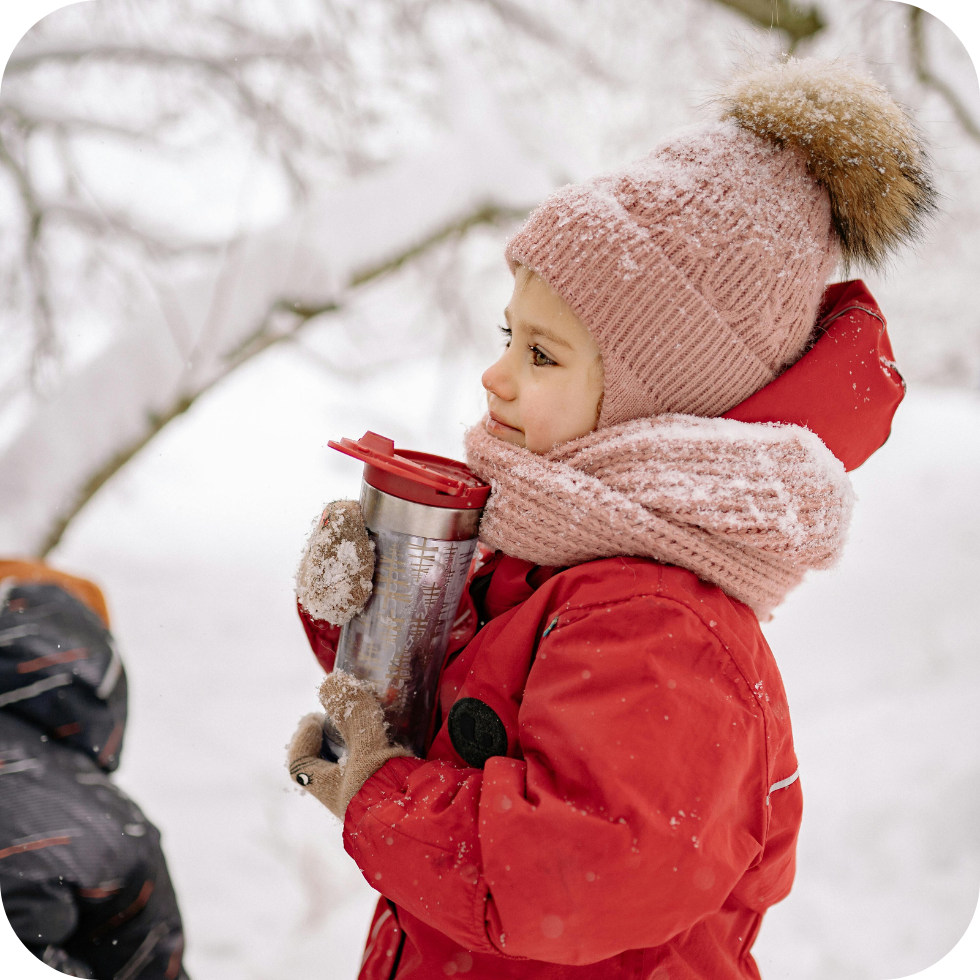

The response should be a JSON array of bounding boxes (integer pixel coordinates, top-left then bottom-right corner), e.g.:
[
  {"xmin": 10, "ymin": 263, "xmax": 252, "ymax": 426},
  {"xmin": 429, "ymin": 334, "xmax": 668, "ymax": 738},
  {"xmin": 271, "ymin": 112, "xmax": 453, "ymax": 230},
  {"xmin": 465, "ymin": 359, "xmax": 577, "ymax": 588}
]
[{"xmin": 464, "ymin": 415, "xmax": 854, "ymax": 618}]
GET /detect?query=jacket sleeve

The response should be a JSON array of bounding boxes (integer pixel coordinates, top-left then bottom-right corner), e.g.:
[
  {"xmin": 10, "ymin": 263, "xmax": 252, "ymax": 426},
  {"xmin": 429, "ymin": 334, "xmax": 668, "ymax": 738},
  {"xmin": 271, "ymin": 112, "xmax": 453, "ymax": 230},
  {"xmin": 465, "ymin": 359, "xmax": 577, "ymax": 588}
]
[
  {"xmin": 297, "ymin": 601, "xmax": 341, "ymax": 673},
  {"xmin": 343, "ymin": 593, "xmax": 769, "ymax": 965}
]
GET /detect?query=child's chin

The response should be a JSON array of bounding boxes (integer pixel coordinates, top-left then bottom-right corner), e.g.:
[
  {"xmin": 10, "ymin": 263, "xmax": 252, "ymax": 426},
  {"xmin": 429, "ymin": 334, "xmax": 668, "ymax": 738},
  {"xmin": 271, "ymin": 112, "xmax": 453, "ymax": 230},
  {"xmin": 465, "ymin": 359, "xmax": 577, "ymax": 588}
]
[{"xmin": 484, "ymin": 418, "xmax": 525, "ymax": 448}]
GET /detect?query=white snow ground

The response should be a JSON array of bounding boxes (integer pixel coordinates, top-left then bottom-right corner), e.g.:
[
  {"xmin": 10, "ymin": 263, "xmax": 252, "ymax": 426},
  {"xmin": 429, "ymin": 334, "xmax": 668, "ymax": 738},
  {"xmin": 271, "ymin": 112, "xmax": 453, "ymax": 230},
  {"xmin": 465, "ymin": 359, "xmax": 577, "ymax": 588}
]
[{"xmin": 39, "ymin": 343, "xmax": 980, "ymax": 980}]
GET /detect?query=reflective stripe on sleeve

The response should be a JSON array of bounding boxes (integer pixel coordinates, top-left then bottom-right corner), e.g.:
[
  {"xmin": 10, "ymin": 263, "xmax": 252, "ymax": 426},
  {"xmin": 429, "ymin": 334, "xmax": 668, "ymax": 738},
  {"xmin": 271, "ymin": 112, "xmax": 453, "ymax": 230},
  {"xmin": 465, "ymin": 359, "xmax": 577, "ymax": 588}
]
[
  {"xmin": 766, "ymin": 766, "xmax": 800, "ymax": 805},
  {"xmin": 0, "ymin": 673, "xmax": 72, "ymax": 707}
]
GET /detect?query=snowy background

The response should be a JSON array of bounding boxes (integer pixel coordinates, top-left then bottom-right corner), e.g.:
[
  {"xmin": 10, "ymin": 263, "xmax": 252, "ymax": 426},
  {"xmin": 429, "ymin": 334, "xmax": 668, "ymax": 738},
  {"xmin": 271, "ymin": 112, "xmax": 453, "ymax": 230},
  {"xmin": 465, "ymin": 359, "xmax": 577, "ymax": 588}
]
[{"xmin": 1, "ymin": 1, "xmax": 979, "ymax": 979}]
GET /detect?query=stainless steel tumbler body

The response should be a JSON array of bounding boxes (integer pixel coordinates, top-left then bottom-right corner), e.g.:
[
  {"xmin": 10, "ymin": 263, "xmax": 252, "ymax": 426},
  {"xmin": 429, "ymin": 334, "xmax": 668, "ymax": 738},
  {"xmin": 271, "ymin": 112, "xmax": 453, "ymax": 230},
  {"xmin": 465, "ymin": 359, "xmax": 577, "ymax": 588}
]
[{"xmin": 329, "ymin": 433, "xmax": 489, "ymax": 756}]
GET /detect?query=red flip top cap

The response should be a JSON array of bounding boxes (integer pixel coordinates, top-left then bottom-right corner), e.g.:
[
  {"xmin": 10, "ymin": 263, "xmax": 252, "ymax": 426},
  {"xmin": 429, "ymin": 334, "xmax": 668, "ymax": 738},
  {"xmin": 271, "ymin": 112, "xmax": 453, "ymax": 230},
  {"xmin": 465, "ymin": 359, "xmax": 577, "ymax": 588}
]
[{"xmin": 328, "ymin": 432, "xmax": 490, "ymax": 509}]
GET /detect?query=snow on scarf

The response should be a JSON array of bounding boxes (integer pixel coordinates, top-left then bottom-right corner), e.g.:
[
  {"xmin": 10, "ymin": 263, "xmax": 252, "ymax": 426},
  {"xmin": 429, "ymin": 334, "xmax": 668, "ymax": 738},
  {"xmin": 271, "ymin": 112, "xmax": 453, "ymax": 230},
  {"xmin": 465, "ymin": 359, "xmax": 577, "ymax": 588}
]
[{"xmin": 464, "ymin": 415, "xmax": 855, "ymax": 618}]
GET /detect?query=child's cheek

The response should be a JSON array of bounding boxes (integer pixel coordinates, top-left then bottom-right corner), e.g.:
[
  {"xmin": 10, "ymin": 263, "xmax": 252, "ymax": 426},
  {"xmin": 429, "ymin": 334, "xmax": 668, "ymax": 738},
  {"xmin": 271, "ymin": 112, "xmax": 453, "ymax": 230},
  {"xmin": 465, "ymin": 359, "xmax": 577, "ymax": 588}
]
[
  {"xmin": 526, "ymin": 377, "xmax": 588, "ymax": 452},
  {"xmin": 521, "ymin": 387, "xmax": 562, "ymax": 452}
]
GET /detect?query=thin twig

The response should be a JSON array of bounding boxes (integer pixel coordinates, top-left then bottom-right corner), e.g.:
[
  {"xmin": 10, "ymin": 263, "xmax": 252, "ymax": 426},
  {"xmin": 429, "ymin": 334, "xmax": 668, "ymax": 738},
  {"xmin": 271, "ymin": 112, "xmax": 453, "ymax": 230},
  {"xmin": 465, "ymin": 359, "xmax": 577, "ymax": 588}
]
[
  {"xmin": 474, "ymin": 0, "xmax": 620, "ymax": 83},
  {"xmin": 5, "ymin": 43, "xmax": 320, "ymax": 75},
  {"xmin": 350, "ymin": 203, "xmax": 528, "ymax": 286},
  {"xmin": 707, "ymin": 0, "xmax": 825, "ymax": 51},
  {"xmin": 7, "ymin": 44, "xmax": 324, "ymax": 163},
  {"xmin": 909, "ymin": 6, "xmax": 980, "ymax": 144},
  {"xmin": 0, "ymin": 136, "xmax": 57, "ymax": 389},
  {"xmin": 44, "ymin": 203, "xmax": 225, "ymax": 256}
]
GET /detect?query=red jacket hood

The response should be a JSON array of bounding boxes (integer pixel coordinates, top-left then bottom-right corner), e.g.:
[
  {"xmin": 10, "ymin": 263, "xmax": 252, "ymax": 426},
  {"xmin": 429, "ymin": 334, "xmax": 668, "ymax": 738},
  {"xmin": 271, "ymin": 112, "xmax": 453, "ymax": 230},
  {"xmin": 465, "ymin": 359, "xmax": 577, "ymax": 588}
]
[{"xmin": 723, "ymin": 280, "xmax": 904, "ymax": 471}]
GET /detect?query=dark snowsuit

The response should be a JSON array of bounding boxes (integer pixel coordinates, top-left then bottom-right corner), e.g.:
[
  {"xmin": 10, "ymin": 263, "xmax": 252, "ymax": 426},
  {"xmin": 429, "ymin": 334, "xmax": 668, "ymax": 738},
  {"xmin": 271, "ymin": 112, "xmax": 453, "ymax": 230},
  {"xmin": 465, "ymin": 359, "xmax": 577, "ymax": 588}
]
[{"xmin": 0, "ymin": 578, "xmax": 189, "ymax": 980}]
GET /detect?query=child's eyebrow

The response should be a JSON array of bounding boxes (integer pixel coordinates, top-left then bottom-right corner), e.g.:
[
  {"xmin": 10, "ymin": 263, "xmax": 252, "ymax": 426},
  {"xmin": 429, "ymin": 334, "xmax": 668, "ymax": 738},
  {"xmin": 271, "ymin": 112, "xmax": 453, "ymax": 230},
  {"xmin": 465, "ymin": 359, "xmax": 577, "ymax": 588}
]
[{"xmin": 503, "ymin": 308, "xmax": 573, "ymax": 351}]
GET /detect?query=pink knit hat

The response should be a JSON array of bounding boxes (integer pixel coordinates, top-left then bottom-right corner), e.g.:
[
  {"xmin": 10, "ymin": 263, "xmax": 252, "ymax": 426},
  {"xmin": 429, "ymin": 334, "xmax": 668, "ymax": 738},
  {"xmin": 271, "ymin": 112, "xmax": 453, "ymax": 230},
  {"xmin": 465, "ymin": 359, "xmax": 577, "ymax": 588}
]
[{"xmin": 505, "ymin": 59, "xmax": 935, "ymax": 426}]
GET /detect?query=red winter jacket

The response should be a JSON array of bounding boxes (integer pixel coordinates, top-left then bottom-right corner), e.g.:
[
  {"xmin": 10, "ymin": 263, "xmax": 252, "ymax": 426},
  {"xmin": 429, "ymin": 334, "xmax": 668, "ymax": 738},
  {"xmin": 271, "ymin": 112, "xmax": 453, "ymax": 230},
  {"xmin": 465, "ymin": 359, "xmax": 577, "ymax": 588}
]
[{"xmin": 301, "ymin": 282, "xmax": 903, "ymax": 980}]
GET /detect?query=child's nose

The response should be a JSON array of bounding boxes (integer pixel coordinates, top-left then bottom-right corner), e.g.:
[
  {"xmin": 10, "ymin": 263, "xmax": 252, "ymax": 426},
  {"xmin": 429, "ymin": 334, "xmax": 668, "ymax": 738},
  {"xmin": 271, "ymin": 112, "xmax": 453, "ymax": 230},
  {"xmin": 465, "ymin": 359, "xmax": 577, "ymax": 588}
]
[{"xmin": 482, "ymin": 356, "xmax": 515, "ymax": 401}]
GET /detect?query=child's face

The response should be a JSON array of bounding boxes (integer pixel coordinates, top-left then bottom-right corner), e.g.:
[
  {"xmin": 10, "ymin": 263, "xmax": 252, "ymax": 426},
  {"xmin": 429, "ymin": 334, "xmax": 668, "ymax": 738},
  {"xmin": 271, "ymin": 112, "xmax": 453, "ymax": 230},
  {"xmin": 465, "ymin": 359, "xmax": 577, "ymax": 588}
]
[{"xmin": 481, "ymin": 267, "xmax": 604, "ymax": 453}]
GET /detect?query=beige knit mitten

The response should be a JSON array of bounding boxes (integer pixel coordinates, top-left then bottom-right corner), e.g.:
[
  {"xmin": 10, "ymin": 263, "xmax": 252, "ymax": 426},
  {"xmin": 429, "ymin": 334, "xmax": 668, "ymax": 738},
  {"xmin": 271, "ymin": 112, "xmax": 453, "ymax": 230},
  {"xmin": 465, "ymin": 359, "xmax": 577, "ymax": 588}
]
[
  {"xmin": 287, "ymin": 671, "xmax": 414, "ymax": 820},
  {"xmin": 295, "ymin": 500, "xmax": 375, "ymax": 627}
]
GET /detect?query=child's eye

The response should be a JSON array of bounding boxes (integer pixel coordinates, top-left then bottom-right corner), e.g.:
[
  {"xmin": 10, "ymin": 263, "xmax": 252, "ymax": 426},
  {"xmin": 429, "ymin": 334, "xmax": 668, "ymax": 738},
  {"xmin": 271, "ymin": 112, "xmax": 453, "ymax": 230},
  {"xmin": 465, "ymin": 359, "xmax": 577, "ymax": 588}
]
[
  {"xmin": 498, "ymin": 325, "xmax": 512, "ymax": 348},
  {"xmin": 529, "ymin": 345, "xmax": 556, "ymax": 367}
]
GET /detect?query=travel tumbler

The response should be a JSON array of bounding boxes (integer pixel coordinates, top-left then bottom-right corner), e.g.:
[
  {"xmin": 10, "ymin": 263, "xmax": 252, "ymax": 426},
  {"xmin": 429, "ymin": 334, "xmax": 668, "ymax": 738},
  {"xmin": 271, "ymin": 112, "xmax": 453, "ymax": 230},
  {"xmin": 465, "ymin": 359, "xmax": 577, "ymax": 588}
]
[{"xmin": 326, "ymin": 432, "xmax": 490, "ymax": 757}]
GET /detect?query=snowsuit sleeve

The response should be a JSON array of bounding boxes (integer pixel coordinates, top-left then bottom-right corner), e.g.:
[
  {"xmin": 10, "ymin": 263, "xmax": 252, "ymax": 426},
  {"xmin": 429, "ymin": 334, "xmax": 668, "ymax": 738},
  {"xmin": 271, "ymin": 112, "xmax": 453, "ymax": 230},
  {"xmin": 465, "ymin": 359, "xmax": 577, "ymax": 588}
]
[
  {"xmin": 298, "ymin": 601, "xmax": 342, "ymax": 673},
  {"xmin": 343, "ymin": 593, "xmax": 769, "ymax": 966}
]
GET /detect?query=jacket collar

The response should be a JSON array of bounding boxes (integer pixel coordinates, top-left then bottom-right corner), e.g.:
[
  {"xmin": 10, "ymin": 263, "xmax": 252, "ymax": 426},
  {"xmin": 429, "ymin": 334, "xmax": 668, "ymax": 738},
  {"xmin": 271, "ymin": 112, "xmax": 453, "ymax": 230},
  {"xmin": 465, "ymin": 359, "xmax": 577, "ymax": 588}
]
[{"xmin": 723, "ymin": 280, "xmax": 904, "ymax": 471}]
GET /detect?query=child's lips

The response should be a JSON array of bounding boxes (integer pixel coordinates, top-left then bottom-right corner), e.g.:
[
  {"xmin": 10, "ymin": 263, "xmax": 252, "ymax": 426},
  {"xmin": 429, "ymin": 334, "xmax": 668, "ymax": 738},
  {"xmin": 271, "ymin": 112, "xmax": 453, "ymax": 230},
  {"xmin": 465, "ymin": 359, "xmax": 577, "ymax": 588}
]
[{"xmin": 486, "ymin": 412, "xmax": 522, "ymax": 436}]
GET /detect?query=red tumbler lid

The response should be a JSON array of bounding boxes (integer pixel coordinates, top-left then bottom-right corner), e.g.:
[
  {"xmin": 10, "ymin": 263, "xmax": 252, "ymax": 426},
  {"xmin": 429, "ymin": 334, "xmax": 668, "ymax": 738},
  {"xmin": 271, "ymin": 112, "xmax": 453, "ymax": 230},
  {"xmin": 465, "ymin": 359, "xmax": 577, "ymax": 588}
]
[{"xmin": 328, "ymin": 432, "xmax": 490, "ymax": 510}]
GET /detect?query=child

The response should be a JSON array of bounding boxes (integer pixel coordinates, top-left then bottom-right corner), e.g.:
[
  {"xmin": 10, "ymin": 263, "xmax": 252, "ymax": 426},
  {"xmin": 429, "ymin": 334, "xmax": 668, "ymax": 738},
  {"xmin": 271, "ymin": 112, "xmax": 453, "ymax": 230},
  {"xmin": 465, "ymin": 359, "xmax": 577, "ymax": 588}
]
[
  {"xmin": 287, "ymin": 59, "xmax": 935, "ymax": 979},
  {"xmin": 0, "ymin": 561, "xmax": 190, "ymax": 979}
]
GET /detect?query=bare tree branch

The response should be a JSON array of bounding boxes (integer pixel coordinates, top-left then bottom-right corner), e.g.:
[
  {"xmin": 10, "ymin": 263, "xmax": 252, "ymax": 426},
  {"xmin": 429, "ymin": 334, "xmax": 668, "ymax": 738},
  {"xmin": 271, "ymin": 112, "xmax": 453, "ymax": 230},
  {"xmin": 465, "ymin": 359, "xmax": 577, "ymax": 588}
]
[
  {"xmin": 3, "ymin": 108, "xmax": 171, "ymax": 148},
  {"xmin": 5, "ymin": 42, "xmax": 324, "ymax": 76},
  {"xmin": 909, "ymin": 6, "xmax": 980, "ymax": 144},
  {"xmin": 0, "ymin": 134, "xmax": 57, "ymax": 390},
  {"xmin": 2, "ymin": 0, "xmax": 635, "ymax": 417},
  {"xmin": 349, "ymin": 203, "xmax": 528, "ymax": 287},
  {"xmin": 43, "ymin": 203, "xmax": 225, "ymax": 256},
  {"xmin": 474, "ymin": 0, "xmax": 621, "ymax": 83},
  {"xmin": 35, "ymin": 200, "xmax": 527, "ymax": 558},
  {"xmin": 706, "ymin": 0, "xmax": 825, "ymax": 51},
  {"xmin": 4, "ymin": 39, "xmax": 374, "ymax": 199}
]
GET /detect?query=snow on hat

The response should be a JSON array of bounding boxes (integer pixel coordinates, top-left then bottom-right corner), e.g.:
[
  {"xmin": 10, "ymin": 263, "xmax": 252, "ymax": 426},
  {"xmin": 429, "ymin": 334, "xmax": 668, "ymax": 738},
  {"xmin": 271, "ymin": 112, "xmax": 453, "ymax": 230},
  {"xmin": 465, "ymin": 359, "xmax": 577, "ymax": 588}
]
[{"xmin": 505, "ymin": 59, "xmax": 936, "ymax": 426}]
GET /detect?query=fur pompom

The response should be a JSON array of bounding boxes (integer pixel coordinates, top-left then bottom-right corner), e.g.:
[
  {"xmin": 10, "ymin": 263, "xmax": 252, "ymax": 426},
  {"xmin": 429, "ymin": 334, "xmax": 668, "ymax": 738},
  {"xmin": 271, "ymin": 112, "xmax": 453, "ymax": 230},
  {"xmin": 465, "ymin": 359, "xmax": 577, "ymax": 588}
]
[{"xmin": 719, "ymin": 58, "xmax": 937, "ymax": 269}]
